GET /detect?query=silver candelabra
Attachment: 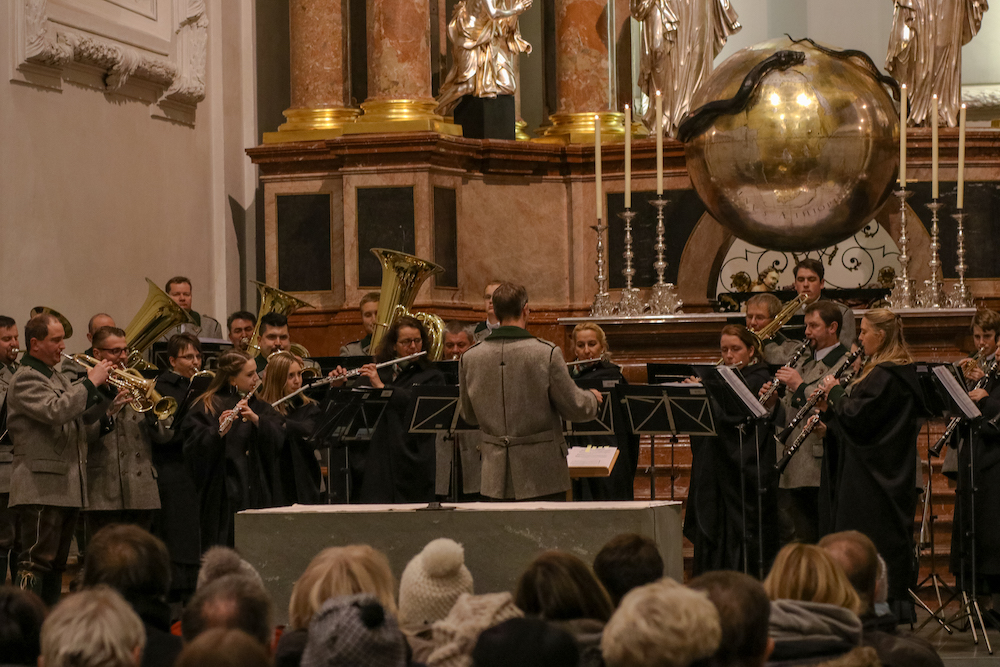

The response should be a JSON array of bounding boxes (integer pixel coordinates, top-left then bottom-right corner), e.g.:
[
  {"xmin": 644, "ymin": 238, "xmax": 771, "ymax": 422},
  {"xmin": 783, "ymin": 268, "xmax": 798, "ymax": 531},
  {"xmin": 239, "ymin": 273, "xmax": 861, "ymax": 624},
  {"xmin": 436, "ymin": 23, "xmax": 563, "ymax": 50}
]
[
  {"xmin": 918, "ymin": 200, "xmax": 945, "ymax": 307},
  {"xmin": 947, "ymin": 211, "xmax": 973, "ymax": 308},
  {"xmin": 615, "ymin": 208, "xmax": 645, "ymax": 316},
  {"xmin": 647, "ymin": 195, "xmax": 682, "ymax": 315},
  {"xmin": 590, "ymin": 221, "xmax": 613, "ymax": 316},
  {"xmin": 888, "ymin": 189, "xmax": 915, "ymax": 309}
]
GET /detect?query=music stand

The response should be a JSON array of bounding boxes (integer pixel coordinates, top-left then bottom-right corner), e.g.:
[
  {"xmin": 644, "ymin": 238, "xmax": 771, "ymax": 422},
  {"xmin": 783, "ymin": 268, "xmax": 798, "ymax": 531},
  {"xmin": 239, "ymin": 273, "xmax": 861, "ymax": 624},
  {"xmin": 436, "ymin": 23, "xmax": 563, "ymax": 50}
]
[
  {"xmin": 404, "ymin": 386, "xmax": 478, "ymax": 503},
  {"xmin": 620, "ymin": 382, "xmax": 716, "ymax": 501}
]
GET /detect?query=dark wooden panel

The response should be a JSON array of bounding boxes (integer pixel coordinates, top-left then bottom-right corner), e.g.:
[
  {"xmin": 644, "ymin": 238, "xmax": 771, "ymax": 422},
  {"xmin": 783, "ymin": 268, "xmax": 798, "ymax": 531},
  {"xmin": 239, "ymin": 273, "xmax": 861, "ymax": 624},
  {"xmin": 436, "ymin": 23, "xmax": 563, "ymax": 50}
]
[
  {"xmin": 276, "ymin": 193, "xmax": 332, "ymax": 292},
  {"xmin": 357, "ymin": 186, "xmax": 416, "ymax": 287},
  {"xmin": 434, "ymin": 187, "xmax": 458, "ymax": 288}
]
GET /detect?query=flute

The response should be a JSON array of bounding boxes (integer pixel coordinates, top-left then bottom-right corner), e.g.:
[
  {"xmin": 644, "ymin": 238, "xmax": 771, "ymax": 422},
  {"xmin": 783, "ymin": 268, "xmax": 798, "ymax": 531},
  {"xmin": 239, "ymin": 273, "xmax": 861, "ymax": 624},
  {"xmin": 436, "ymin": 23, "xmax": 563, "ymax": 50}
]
[
  {"xmin": 219, "ymin": 376, "xmax": 261, "ymax": 435},
  {"xmin": 271, "ymin": 351, "xmax": 427, "ymax": 408}
]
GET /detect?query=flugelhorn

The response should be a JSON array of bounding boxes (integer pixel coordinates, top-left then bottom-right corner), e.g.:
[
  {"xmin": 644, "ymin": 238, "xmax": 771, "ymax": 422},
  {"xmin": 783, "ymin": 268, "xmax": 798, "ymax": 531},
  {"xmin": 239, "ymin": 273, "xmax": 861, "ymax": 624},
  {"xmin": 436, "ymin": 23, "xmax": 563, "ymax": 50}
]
[
  {"xmin": 369, "ymin": 249, "xmax": 445, "ymax": 361},
  {"xmin": 62, "ymin": 353, "xmax": 177, "ymax": 420}
]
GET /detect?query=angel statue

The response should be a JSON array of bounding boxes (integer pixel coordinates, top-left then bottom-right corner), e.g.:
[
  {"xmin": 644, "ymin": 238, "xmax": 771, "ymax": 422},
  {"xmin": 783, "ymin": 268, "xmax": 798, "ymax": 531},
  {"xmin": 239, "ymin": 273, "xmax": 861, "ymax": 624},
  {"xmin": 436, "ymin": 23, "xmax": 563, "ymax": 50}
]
[
  {"xmin": 631, "ymin": 0, "xmax": 741, "ymax": 137},
  {"xmin": 886, "ymin": 0, "xmax": 989, "ymax": 126},
  {"xmin": 435, "ymin": 0, "xmax": 533, "ymax": 116}
]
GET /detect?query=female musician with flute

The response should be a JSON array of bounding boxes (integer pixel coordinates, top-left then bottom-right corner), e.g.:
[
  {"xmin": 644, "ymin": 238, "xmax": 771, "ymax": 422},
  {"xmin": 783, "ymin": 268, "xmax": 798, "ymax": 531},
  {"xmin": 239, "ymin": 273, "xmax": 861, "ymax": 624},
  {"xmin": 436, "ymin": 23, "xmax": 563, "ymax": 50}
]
[
  {"xmin": 182, "ymin": 350, "xmax": 283, "ymax": 548},
  {"xmin": 817, "ymin": 308, "xmax": 926, "ymax": 619},
  {"xmin": 684, "ymin": 324, "xmax": 779, "ymax": 578}
]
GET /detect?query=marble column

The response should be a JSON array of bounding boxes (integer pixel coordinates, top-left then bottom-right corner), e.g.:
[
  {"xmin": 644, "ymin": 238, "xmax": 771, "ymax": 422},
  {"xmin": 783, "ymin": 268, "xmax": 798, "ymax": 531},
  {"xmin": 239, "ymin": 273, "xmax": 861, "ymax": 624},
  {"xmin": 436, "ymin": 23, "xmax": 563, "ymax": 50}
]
[
  {"xmin": 271, "ymin": 0, "xmax": 358, "ymax": 140},
  {"xmin": 542, "ymin": 0, "xmax": 625, "ymax": 143}
]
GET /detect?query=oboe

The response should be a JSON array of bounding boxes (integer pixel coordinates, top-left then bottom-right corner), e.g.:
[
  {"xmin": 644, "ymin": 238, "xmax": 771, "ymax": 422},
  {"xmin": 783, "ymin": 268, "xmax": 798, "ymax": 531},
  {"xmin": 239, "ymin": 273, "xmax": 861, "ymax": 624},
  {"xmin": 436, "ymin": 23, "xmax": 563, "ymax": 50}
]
[
  {"xmin": 933, "ymin": 356, "xmax": 1000, "ymax": 455},
  {"xmin": 759, "ymin": 338, "xmax": 812, "ymax": 405},
  {"xmin": 219, "ymin": 376, "xmax": 261, "ymax": 435},
  {"xmin": 775, "ymin": 348, "xmax": 865, "ymax": 445},
  {"xmin": 270, "ymin": 351, "xmax": 426, "ymax": 408}
]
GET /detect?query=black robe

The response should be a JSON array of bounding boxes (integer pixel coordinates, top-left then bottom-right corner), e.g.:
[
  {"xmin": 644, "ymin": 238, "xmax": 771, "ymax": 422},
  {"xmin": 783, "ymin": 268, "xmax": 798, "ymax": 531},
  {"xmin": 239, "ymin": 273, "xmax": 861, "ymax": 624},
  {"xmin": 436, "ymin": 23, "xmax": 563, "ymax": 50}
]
[
  {"xmin": 950, "ymin": 373, "xmax": 1000, "ymax": 586},
  {"xmin": 358, "ymin": 361, "xmax": 446, "ymax": 503},
  {"xmin": 684, "ymin": 361, "xmax": 780, "ymax": 578},
  {"xmin": 568, "ymin": 360, "xmax": 638, "ymax": 501},
  {"xmin": 821, "ymin": 363, "xmax": 925, "ymax": 602},
  {"xmin": 274, "ymin": 399, "xmax": 323, "ymax": 505},
  {"xmin": 181, "ymin": 389, "xmax": 285, "ymax": 548}
]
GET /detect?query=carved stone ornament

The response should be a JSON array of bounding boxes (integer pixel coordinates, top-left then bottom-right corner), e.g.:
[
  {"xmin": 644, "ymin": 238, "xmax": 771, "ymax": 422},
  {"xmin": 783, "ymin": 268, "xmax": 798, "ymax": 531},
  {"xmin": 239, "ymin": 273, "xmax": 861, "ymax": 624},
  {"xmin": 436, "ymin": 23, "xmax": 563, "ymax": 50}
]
[{"xmin": 10, "ymin": 0, "xmax": 208, "ymax": 125}]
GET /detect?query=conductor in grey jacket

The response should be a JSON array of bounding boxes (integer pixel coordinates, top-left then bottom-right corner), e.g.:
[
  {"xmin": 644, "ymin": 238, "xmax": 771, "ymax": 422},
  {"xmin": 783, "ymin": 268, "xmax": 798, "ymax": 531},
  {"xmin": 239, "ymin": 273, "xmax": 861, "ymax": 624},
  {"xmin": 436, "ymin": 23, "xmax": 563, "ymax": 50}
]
[
  {"xmin": 459, "ymin": 283, "xmax": 602, "ymax": 500},
  {"xmin": 5, "ymin": 312, "xmax": 125, "ymax": 603}
]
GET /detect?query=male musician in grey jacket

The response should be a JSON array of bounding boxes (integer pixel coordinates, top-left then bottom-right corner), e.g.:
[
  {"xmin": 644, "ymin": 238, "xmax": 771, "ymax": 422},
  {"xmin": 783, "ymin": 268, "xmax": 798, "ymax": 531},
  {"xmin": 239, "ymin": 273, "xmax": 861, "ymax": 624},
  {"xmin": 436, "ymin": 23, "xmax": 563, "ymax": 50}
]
[
  {"xmin": 5, "ymin": 313, "xmax": 123, "ymax": 603},
  {"xmin": 459, "ymin": 283, "xmax": 602, "ymax": 500},
  {"xmin": 0, "ymin": 315, "xmax": 21, "ymax": 583}
]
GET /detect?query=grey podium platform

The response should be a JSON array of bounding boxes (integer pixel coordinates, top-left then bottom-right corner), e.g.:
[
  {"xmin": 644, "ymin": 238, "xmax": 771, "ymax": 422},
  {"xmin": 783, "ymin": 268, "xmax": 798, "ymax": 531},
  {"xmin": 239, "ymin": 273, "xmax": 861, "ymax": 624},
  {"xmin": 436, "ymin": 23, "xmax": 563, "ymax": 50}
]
[{"xmin": 236, "ymin": 500, "xmax": 683, "ymax": 624}]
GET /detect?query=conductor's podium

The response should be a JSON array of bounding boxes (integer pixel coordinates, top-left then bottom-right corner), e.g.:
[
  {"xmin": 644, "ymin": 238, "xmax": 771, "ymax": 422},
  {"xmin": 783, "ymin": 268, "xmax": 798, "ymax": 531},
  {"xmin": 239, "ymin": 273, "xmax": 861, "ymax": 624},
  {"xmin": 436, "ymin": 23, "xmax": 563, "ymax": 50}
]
[{"xmin": 237, "ymin": 501, "xmax": 683, "ymax": 623}]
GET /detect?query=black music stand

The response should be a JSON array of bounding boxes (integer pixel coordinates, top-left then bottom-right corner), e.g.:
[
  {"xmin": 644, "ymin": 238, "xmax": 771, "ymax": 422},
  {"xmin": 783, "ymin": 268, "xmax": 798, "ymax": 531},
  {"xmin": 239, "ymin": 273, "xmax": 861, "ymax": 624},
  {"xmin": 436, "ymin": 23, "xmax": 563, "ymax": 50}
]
[
  {"xmin": 404, "ymin": 386, "xmax": 478, "ymax": 503},
  {"xmin": 620, "ymin": 383, "xmax": 716, "ymax": 501},
  {"xmin": 312, "ymin": 386, "xmax": 393, "ymax": 504}
]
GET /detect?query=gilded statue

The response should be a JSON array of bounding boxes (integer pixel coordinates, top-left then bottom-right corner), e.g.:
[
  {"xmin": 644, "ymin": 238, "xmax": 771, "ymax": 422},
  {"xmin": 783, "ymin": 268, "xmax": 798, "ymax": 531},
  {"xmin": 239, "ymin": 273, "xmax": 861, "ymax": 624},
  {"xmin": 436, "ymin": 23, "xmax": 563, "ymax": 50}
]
[
  {"xmin": 436, "ymin": 0, "xmax": 533, "ymax": 116},
  {"xmin": 886, "ymin": 0, "xmax": 989, "ymax": 126},
  {"xmin": 631, "ymin": 0, "xmax": 741, "ymax": 137}
]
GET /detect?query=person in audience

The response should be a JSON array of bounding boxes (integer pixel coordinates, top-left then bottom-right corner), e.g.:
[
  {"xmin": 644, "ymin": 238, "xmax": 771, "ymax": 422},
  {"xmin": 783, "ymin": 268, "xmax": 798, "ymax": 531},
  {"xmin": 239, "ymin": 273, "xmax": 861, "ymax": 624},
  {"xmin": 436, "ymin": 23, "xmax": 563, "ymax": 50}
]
[
  {"xmin": 688, "ymin": 571, "xmax": 774, "ymax": 667},
  {"xmin": 591, "ymin": 534, "xmax": 664, "ymax": 607},
  {"xmin": 426, "ymin": 591, "xmax": 523, "ymax": 667},
  {"xmin": 180, "ymin": 574, "xmax": 273, "ymax": 649},
  {"xmin": 0, "ymin": 586, "xmax": 46, "ymax": 666},
  {"xmin": 819, "ymin": 531, "xmax": 944, "ymax": 667},
  {"xmin": 195, "ymin": 545, "xmax": 266, "ymax": 592},
  {"xmin": 301, "ymin": 594, "xmax": 409, "ymax": 667},
  {"xmin": 472, "ymin": 617, "xmax": 579, "ymax": 667},
  {"xmin": 40, "ymin": 586, "xmax": 145, "ymax": 667},
  {"xmin": 80, "ymin": 525, "xmax": 183, "ymax": 667},
  {"xmin": 276, "ymin": 544, "xmax": 397, "ymax": 667},
  {"xmin": 762, "ymin": 543, "xmax": 878, "ymax": 667},
  {"xmin": 601, "ymin": 578, "xmax": 721, "ymax": 667},
  {"xmin": 174, "ymin": 628, "xmax": 271, "ymax": 667},
  {"xmin": 340, "ymin": 292, "xmax": 380, "ymax": 357},
  {"xmin": 227, "ymin": 311, "xmax": 256, "ymax": 352},
  {"xmin": 514, "ymin": 550, "xmax": 614, "ymax": 661},
  {"xmin": 397, "ymin": 538, "xmax": 474, "ymax": 662}
]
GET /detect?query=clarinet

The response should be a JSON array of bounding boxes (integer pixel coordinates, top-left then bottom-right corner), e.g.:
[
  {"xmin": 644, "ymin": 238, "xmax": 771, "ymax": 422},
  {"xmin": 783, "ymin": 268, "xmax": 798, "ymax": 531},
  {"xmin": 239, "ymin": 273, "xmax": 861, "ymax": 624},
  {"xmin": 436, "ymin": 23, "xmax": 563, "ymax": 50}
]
[
  {"xmin": 775, "ymin": 348, "xmax": 865, "ymax": 445},
  {"xmin": 775, "ymin": 355, "xmax": 866, "ymax": 472},
  {"xmin": 218, "ymin": 376, "xmax": 262, "ymax": 435},
  {"xmin": 935, "ymin": 357, "xmax": 1000, "ymax": 452},
  {"xmin": 759, "ymin": 338, "xmax": 812, "ymax": 405}
]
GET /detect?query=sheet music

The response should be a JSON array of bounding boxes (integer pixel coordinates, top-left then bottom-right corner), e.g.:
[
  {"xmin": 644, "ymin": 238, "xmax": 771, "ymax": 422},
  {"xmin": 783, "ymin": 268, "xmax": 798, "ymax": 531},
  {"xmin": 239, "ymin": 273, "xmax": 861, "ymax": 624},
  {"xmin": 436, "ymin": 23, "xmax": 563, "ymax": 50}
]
[
  {"xmin": 567, "ymin": 446, "xmax": 618, "ymax": 470},
  {"xmin": 717, "ymin": 366, "xmax": 768, "ymax": 418},
  {"xmin": 932, "ymin": 365, "xmax": 982, "ymax": 419}
]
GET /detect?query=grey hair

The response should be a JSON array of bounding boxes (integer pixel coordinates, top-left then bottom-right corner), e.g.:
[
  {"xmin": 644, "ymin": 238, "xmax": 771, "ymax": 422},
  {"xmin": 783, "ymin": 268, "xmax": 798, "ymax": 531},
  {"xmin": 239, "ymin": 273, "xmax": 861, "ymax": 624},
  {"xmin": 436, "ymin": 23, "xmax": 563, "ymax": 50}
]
[
  {"xmin": 196, "ymin": 546, "xmax": 265, "ymax": 591},
  {"xmin": 41, "ymin": 586, "xmax": 145, "ymax": 667}
]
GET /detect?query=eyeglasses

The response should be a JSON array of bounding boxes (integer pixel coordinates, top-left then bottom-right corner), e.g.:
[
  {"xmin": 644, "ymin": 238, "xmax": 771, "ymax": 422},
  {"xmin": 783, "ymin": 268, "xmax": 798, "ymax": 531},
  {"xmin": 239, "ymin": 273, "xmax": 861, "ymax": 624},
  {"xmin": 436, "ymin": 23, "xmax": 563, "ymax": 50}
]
[
  {"xmin": 96, "ymin": 347, "xmax": 127, "ymax": 355},
  {"xmin": 398, "ymin": 337, "xmax": 422, "ymax": 347}
]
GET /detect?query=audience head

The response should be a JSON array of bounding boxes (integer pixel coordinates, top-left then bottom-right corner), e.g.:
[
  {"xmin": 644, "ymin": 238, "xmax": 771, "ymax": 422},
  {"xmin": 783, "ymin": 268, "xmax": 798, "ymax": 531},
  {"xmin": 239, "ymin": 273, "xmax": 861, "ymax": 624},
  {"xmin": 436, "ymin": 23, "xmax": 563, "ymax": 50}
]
[
  {"xmin": 763, "ymin": 543, "xmax": 863, "ymax": 615},
  {"xmin": 398, "ymin": 538, "xmax": 474, "ymax": 627},
  {"xmin": 428, "ymin": 592, "xmax": 523, "ymax": 666},
  {"xmin": 80, "ymin": 524, "xmax": 171, "ymax": 605},
  {"xmin": 818, "ymin": 531, "xmax": 880, "ymax": 614},
  {"xmin": 288, "ymin": 545, "xmax": 397, "ymax": 631},
  {"xmin": 41, "ymin": 586, "xmax": 145, "ymax": 667},
  {"xmin": 472, "ymin": 617, "xmax": 579, "ymax": 667},
  {"xmin": 602, "ymin": 578, "xmax": 721, "ymax": 667},
  {"xmin": 592, "ymin": 534, "xmax": 664, "ymax": 607},
  {"xmin": 0, "ymin": 586, "xmax": 46, "ymax": 666},
  {"xmin": 301, "ymin": 594, "xmax": 407, "ymax": 667},
  {"xmin": 181, "ymin": 574, "xmax": 272, "ymax": 648},
  {"xmin": 174, "ymin": 628, "xmax": 271, "ymax": 667},
  {"xmin": 491, "ymin": 283, "xmax": 529, "ymax": 325},
  {"xmin": 514, "ymin": 550, "xmax": 614, "ymax": 623},
  {"xmin": 196, "ymin": 546, "xmax": 265, "ymax": 592},
  {"xmin": 688, "ymin": 571, "xmax": 773, "ymax": 667}
]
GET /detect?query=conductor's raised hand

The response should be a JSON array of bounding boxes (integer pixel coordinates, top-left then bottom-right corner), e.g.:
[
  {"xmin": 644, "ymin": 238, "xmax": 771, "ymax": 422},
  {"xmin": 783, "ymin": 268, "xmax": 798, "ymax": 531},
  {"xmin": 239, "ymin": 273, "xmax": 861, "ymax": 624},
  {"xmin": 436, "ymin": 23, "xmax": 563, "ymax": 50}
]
[{"xmin": 589, "ymin": 388, "xmax": 604, "ymax": 404}]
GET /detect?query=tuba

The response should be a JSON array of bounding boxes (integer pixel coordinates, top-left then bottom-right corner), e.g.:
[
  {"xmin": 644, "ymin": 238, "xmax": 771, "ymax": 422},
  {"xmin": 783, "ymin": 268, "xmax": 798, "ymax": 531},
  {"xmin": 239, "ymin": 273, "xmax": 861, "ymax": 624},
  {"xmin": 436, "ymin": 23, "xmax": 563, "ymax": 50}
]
[
  {"xmin": 29, "ymin": 307, "xmax": 73, "ymax": 339},
  {"xmin": 246, "ymin": 281, "xmax": 314, "ymax": 358},
  {"xmin": 369, "ymin": 249, "xmax": 445, "ymax": 361},
  {"xmin": 124, "ymin": 279, "xmax": 196, "ymax": 370}
]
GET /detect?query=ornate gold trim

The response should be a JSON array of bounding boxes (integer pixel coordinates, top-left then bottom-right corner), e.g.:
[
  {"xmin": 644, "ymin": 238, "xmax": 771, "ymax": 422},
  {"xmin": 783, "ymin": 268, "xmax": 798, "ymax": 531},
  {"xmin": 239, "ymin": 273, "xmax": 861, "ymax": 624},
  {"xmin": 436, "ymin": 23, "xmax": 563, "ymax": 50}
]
[
  {"xmin": 278, "ymin": 107, "xmax": 361, "ymax": 131},
  {"xmin": 515, "ymin": 119, "xmax": 530, "ymax": 141},
  {"xmin": 536, "ymin": 112, "xmax": 649, "ymax": 144},
  {"xmin": 342, "ymin": 99, "xmax": 463, "ymax": 136}
]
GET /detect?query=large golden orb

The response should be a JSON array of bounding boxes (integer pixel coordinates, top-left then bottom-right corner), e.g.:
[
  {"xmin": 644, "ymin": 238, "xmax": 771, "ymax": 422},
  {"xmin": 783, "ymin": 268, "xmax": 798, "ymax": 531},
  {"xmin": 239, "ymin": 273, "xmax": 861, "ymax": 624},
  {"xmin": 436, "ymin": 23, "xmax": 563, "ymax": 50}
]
[{"xmin": 684, "ymin": 37, "xmax": 899, "ymax": 251}]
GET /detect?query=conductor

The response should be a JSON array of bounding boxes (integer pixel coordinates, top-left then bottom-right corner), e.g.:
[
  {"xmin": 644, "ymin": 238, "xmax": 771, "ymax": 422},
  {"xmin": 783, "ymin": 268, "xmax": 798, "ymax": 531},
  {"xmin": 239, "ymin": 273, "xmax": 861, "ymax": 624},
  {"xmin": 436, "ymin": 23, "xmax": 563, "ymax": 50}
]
[{"xmin": 459, "ymin": 282, "xmax": 601, "ymax": 500}]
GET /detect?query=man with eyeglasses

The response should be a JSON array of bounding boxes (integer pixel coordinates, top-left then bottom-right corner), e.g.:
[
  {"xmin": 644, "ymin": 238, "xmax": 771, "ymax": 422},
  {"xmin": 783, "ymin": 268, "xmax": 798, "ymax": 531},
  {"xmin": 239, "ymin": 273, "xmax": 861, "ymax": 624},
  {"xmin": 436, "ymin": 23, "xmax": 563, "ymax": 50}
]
[
  {"xmin": 82, "ymin": 326, "xmax": 160, "ymax": 543},
  {"xmin": 473, "ymin": 281, "xmax": 503, "ymax": 343}
]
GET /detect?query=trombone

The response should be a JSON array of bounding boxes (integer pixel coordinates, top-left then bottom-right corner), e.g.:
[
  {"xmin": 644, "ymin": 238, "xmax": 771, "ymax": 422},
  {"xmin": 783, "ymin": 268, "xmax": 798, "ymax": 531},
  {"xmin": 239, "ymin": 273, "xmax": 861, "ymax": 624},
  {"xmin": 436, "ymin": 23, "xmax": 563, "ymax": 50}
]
[{"xmin": 62, "ymin": 353, "xmax": 177, "ymax": 420}]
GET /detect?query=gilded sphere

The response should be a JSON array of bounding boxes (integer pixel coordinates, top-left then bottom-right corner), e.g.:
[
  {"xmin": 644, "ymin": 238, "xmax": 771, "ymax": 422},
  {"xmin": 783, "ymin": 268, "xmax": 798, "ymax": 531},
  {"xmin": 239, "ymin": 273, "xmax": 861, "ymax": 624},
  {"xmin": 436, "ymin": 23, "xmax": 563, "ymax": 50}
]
[{"xmin": 684, "ymin": 37, "xmax": 899, "ymax": 251}]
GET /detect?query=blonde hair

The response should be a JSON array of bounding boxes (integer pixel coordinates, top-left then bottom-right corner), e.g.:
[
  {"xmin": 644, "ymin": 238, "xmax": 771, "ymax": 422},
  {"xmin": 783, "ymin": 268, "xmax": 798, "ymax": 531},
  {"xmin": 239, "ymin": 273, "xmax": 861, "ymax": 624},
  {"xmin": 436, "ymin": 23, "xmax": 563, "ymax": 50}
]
[
  {"xmin": 287, "ymin": 545, "xmax": 397, "ymax": 630},
  {"xmin": 856, "ymin": 307, "xmax": 912, "ymax": 384},
  {"xmin": 763, "ymin": 543, "xmax": 863, "ymax": 615},
  {"xmin": 41, "ymin": 586, "xmax": 146, "ymax": 667},
  {"xmin": 601, "ymin": 578, "xmax": 721, "ymax": 667},
  {"xmin": 572, "ymin": 323, "xmax": 611, "ymax": 360},
  {"xmin": 259, "ymin": 351, "xmax": 313, "ymax": 414}
]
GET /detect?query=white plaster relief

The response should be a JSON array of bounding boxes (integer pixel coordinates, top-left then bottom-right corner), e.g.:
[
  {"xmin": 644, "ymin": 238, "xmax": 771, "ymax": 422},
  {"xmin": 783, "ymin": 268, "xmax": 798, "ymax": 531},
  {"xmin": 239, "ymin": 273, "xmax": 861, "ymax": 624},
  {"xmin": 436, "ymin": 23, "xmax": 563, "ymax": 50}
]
[{"xmin": 963, "ymin": 84, "xmax": 1000, "ymax": 112}]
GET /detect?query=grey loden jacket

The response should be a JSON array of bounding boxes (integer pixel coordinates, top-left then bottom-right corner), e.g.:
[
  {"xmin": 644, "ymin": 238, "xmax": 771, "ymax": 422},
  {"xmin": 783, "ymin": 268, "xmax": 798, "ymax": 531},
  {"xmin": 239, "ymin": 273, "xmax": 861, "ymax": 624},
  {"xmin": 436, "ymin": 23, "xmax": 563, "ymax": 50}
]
[
  {"xmin": 86, "ymin": 405, "xmax": 161, "ymax": 511},
  {"xmin": 458, "ymin": 326, "xmax": 599, "ymax": 499},
  {"xmin": 0, "ymin": 363, "xmax": 16, "ymax": 493},
  {"xmin": 6, "ymin": 355, "xmax": 108, "ymax": 508}
]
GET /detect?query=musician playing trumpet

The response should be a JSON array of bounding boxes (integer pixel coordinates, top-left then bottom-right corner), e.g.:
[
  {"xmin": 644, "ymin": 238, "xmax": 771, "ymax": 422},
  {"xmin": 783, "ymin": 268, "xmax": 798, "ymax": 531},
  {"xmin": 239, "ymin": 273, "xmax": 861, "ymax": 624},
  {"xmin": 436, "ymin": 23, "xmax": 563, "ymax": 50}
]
[{"xmin": 759, "ymin": 301, "xmax": 851, "ymax": 545}]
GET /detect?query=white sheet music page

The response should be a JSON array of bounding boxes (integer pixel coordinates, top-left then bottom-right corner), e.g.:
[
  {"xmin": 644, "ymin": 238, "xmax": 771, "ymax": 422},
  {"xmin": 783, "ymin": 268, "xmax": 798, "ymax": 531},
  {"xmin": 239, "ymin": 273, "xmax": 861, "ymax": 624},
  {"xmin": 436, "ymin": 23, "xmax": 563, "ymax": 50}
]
[
  {"xmin": 932, "ymin": 365, "xmax": 982, "ymax": 419},
  {"xmin": 716, "ymin": 366, "xmax": 768, "ymax": 418}
]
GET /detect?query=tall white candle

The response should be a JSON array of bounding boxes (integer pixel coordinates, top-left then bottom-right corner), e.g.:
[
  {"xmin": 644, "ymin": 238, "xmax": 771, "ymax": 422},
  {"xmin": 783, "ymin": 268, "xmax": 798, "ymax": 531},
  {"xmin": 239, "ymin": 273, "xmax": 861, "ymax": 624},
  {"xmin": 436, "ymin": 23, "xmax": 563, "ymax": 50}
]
[
  {"xmin": 931, "ymin": 95, "xmax": 939, "ymax": 199},
  {"xmin": 595, "ymin": 115, "xmax": 602, "ymax": 220},
  {"xmin": 899, "ymin": 84, "xmax": 907, "ymax": 187},
  {"xmin": 655, "ymin": 91, "xmax": 663, "ymax": 195},
  {"xmin": 624, "ymin": 105, "xmax": 631, "ymax": 209},
  {"xmin": 958, "ymin": 104, "xmax": 967, "ymax": 209}
]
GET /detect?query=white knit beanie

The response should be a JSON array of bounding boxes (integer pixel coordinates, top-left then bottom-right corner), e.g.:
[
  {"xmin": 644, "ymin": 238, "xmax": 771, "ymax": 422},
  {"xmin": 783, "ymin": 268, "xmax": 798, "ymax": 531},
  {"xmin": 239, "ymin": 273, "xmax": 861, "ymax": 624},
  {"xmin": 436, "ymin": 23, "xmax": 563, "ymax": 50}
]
[{"xmin": 398, "ymin": 538, "xmax": 474, "ymax": 627}]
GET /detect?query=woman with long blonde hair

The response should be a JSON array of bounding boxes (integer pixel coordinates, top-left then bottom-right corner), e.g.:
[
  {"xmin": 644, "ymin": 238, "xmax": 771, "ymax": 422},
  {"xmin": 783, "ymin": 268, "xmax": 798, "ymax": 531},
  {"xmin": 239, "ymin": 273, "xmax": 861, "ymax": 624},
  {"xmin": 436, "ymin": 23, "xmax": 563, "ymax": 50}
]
[{"xmin": 817, "ymin": 308, "xmax": 925, "ymax": 618}]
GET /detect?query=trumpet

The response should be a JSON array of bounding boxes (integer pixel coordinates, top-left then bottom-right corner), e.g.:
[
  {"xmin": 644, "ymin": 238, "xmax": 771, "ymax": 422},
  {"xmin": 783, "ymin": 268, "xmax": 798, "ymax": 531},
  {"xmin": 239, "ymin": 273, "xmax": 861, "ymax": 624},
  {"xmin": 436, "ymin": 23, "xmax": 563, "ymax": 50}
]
[
  {"xmin": 759, "ymin": 338, "xmax": 812, "ymax": 405},
  {"xmin": 62, "ymin": 353, "xmax": 177, "ymax": 420},
  {"xmin": 219, "ymin": 376, "xmax": 262, "ymax": 435},
  {"xmin": 271, "ymin": 351, "xmax": 427, "ymax": 408}
]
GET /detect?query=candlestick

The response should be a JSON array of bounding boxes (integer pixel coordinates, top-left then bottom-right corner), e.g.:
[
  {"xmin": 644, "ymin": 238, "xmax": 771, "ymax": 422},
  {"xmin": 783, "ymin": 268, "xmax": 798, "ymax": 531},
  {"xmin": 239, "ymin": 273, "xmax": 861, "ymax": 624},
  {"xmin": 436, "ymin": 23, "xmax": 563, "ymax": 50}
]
[
  {"xmin": 647, "ymin": 194, "xmax": 682, "ymax": 315},
  {"xmin": 615, "ymin": 208, "xmax": 644, "ymax": 316},
  {"xmin": 948, "ymin": 211, "xmax": 972, "ymax": 308},
  {"xmin": 931, "ymin": 95, "xmax": 939, "ymax": 199},
  {"xmin": 589, "ymin": 222, "xmax": 613, "ymax": 316},
  {"xmin": 624, "ymin": 105, "xmax": 631, "ymax": 209},
  {"xmin": 899, "ymin": 84, "xmax": 906, "ymax": 187},
  {"xmin": 655, "ymin": 91, "xmax": 663, "ymax": 195},
  {"xmin": 595, "ymin": 115, "xmax": 602, "ymax": 221},
  {"xmin": 887, "ymin": 188, "xmax": 915, "ymax": 309},
  {"xmin": 919, "ymin": 200, "xmax": 945, "ymax": 307},
  {"xmin": 957, "ymin": 104, "xmax": 966, "ymax": 209}
]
